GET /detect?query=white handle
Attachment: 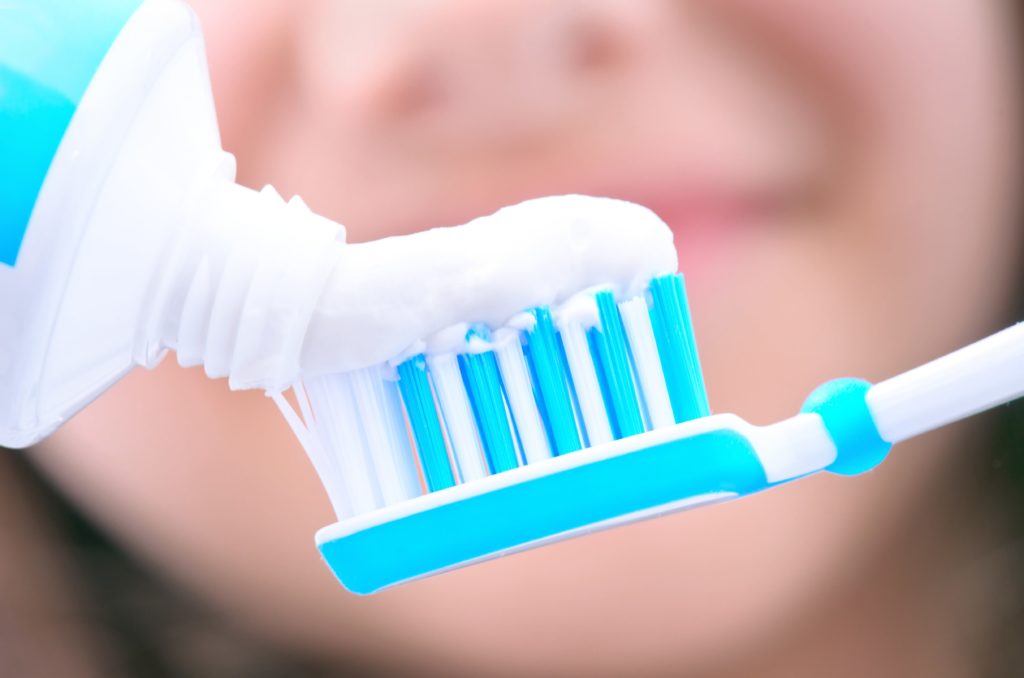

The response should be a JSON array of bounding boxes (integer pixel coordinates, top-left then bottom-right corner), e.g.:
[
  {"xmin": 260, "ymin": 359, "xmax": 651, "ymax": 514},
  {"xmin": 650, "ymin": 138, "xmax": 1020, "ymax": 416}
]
[{"xmin": 866, "ymin": 323, "xmax": 1024, "ymax": 444}]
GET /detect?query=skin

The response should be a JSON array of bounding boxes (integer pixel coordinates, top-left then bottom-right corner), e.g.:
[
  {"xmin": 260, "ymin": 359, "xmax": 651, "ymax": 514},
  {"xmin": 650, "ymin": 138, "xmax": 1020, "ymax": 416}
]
[{"xmin": 34, "ymin": 0, "xmax": 1020, "ymax": 675}]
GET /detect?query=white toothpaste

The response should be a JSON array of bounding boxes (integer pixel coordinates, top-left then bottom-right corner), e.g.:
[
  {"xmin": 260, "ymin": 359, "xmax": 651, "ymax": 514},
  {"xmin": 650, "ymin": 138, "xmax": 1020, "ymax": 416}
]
[{"xmin": 301, "ymin": 195, "xmax": 677, "ymax": 375}]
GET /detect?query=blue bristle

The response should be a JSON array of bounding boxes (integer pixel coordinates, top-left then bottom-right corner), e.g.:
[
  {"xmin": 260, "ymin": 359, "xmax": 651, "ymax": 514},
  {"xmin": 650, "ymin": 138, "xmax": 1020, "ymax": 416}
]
[
  {"xmin": 459, "ymin": 328, "xmax": 518, "ymax": 474},
  {"xmin": 649, "ymin": 274, "xmax": 709, "ymax": 422},
  {"xmin": 382, "ymin": 276, "xmax": 706, "ymax": 499},
  {"xmin": 586, "ymin": 328, "xmax": 616, "ymax": 439},
  {"xmin": 555, "ymin": 330, "xmax": 591, "ymax": 446},
  {"xmin": 396, "ymin": 355, "xmax": 455, "ymax": 491},
  {"xmin": 591, "ymin": 291, "xmax": 645, "ymax": 438},
  {"xmin": 524, "ymin": 307, "xmax": 582, "ymax": 455}
]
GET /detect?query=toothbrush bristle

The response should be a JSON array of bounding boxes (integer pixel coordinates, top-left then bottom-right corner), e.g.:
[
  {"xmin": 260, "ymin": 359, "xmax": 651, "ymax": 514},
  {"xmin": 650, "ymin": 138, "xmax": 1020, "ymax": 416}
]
[
  {"xmin": 396, "ymin": 355, "xmax": 455, "ymax": 493},
  {"xmin": 283, "ymin": 273, "xmax": 708, "ymax": 520}
]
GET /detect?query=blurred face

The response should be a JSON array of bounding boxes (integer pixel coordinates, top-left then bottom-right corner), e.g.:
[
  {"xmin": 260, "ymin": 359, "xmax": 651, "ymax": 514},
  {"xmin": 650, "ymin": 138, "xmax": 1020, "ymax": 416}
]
[{"xmin": 37, "ymin": 0, "xmax": 1020, "ymax": 675}]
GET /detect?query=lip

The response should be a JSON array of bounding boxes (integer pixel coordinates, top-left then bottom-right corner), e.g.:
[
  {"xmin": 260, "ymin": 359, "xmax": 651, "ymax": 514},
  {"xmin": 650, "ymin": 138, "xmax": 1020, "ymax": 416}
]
[
  {"xmin": 366, "ymin": 164, "xmax": 808, "ymax": 283},
  {"xmin": 590, "ymin": 179, "xmax": 800, "ymax": 281}
]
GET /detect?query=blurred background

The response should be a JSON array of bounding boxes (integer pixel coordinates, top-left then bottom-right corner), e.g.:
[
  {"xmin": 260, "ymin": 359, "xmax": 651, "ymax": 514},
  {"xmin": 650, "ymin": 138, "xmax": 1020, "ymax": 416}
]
[{"xmin": 2, "ymin": 0, "xmax": 1022, "ymax": 676}]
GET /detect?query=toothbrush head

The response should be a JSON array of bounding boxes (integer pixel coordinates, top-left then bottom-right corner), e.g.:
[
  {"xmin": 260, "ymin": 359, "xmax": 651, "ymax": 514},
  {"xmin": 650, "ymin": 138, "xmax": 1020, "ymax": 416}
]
[{"xmin": 273, "ymin": 273, "xmax": 882, "ymax": 594}]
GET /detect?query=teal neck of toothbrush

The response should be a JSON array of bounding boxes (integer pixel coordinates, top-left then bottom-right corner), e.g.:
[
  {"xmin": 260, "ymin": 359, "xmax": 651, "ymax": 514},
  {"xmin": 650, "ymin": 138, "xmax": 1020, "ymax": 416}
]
[{"xmin": 803, "ymin": 379, "xmax": 891, "ymax": 476}]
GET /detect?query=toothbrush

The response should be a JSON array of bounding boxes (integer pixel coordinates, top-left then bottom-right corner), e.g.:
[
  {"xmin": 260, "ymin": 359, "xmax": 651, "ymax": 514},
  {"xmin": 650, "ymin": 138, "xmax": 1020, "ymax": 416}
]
[{"xmin": 273, "ymin": 275, "xmax": 1024, "ymax": 595}]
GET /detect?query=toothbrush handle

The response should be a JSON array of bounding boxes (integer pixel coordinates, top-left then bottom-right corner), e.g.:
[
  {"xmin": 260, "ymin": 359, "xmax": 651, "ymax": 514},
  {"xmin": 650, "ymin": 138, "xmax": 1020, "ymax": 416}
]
[{"xmin": 866, "ymin": 323, "xmax": 1024, "ymax": 444}]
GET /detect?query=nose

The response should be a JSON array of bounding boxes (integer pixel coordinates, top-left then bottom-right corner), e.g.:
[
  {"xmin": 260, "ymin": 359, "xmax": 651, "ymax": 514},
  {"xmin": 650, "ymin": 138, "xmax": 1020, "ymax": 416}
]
[{"xmin": 302, "ymin": 0, "xmax": 666, "ymax": 146}]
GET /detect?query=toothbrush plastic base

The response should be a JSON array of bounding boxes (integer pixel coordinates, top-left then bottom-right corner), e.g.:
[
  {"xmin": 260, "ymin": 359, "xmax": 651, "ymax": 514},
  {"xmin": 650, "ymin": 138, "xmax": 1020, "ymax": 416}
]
[{"xmin": 317, "ymin": 416, "xmax": 772, "ymax": 595}]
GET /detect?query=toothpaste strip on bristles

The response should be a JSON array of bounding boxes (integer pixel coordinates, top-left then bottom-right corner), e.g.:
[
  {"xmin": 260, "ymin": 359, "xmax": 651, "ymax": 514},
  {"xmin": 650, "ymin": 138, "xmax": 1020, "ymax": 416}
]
[{"xmin": 299, "ymin": 195, "xmax": 677, "ymax": 378}]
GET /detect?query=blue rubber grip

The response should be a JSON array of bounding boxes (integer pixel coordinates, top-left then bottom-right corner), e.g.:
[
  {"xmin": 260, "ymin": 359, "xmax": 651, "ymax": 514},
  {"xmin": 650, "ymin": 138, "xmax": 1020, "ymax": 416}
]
[
  {"xmin": 0, "ymin": 0, "xmax": 143, "ymax": 266},
  {"xmin": 802, "ymin": 378, "xmax": 892, "ymax": 476}
]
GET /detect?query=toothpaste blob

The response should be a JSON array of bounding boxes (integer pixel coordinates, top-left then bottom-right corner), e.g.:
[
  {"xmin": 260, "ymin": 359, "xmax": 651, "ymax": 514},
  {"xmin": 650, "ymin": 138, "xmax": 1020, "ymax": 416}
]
[{"xmin": 300, "ymin": 195, "xmax": 677, "ymax": 376}]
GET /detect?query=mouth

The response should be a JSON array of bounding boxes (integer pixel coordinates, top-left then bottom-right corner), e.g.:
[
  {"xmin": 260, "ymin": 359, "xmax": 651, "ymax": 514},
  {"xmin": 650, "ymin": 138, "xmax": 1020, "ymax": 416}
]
[{"xmin": 590, "ymin": 177, "xmax": 813, "ymax": 280}]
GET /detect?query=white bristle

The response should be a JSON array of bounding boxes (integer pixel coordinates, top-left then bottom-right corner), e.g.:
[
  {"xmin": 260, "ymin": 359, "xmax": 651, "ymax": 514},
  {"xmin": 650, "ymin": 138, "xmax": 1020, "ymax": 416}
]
[
  {"xmin": 348, "ymin": 367, "xmax": 421, "ymax": 503},
  {"xmin": 426, "ymin": 353, "xmax": 490, "ymax": 482},
  {"xmin": 298, "ymin": 387, "xmax": 355, "ymax": 518},
  {"xmin": 501, "ymin": 387, "xmax": 526, "ymax": 467},
  {"xmin": 294, "ymin": 381, "xmax": 316, "ymax": 430},
  {"xmin": 494, "ymin": 337, "xmax": 552, "ymax": 464},
  {"xmin": 305, "ymin": 375, "xmax": 383, "ymax": 515},
  {"xmin": 270, "ymin": 390, "xmax": 352, "ymax": 518},
  {"xmin": 380, "ymin": 376, "xmax": 425, "ymax": 495},
  {"xmin": 559, "ymin": 321, "xmax": 613, "ymax": 446},
  {"xmin": 294, "ymin": 385, "xmax": 355, "ymax": 517},
  {"xmin": 619, "ymin": 296, "xmax": 674, "ymax": 430}
]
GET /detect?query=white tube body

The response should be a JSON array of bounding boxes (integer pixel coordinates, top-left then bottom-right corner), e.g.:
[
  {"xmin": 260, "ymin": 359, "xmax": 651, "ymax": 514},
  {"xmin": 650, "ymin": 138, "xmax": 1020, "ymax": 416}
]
[{"xmin": 0, "ymin": 0, "xmax": 346, "ymax": 447}]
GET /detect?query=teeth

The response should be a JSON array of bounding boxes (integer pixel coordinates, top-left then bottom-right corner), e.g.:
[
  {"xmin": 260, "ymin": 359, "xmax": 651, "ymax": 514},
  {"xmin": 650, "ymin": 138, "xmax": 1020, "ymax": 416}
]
[{"xmin": 274, "ymin": 275, "xmax": 708, "ymax": 521}]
